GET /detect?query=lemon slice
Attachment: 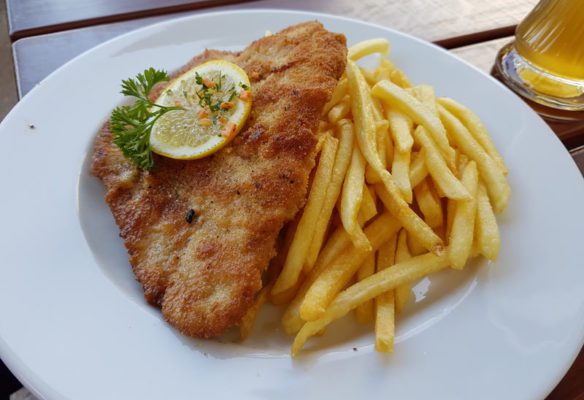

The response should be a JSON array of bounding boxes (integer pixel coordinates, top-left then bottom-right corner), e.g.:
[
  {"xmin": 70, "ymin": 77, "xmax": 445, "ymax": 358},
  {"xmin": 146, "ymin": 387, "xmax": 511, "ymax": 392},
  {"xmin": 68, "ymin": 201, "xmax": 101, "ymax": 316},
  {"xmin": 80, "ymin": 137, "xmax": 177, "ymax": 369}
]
[{"xmin": 150, "ymin": 60, "xmax": 252, "ymax": 159}]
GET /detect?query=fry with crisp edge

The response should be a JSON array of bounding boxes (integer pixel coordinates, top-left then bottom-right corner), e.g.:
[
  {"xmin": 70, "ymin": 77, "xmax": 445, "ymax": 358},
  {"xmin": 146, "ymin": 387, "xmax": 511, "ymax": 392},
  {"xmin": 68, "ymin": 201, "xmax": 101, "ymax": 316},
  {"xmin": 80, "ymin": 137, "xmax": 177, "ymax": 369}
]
[
  {"xmin": 374, "ymin": 182, "xmax": 443, "ymax": 254},
  {"xmin": 340, "ymin": 146, "xmax": 371, "ymax": 251},
  {"xmin": 407, "ymin": 232, "xmax": 428, "ymax": 256},
  {"xmin": 323, "ymin": 78, "xmax": 348, "ymax": 115},
  {"xmin": 376, "ymin": 121, "xmax": 389, "ymax": 167},
  {"xmin": 414, "ymin": 178, "xmax": 444, "ymax": 228},
  {"xmin": 410, "ymin": 150, "xmax": 429, "ymax": 188},
  {"xmin": 438, "ymin": 104, "xmax": 511, "ymax": 213},
  {"xmin": 348, "ymin": 38, "xmax": 390, "ymax": 60},
  {"xmin": 347, "ymin": 61, "xmax": 443, "ymax": 254},
  {"xmin": 394, "ymin": 230, "xmax": 412, "ymax": 313},
  {"xmin": 281, "ymin": 201, "xmax": 378, "ymax": 335},
  {"xmin": 390, "ymin": 69, "xmax": 412, "ymax": 88},
  {"xmin": 328, "ymin": 96, "xmax": 351, "ymax": 124},
  {"xmin": 360, "ymin": 66, "xmax": 377, "ymax": 86},
  {"xmin": 292, "ymin": 252, "xmax": 451, "ymax": 356},
  {"xmin": 392, "ymin": 149, "xmax": 413, "ymax": 203},
  {"xmin": 438, "ymin": 97, "xmax": 508, "ymax": 175},
  {"xmin": 355, "ymin": 253, "xmax": 376, "ymax": 323},
  {"xmin": 361, "ymin": 183, "xmax": 378, "ymax": 219},
  {"xmin": 240, "ymin": 284, "xmax": 271, "ymax": 340},
  {"xmin": 269, "ymin": 215, "xmax": 300, "ymax": 305},
  {"xmin": 413, "ymin": 126, "xmax": 471, "ymax": 200},
  {"xmin": 365, "ymin": 120, "xmax": 390, "ymax": 184},
  {"xmin": 375, "ymin": 234, "xmax": 397, "ymax": 352},
  {"xmin": 272, "ymin": 135, "xmax": 339, "ymax": 295},
  {"xmin": 449, "ymin": 161, "xmax": 479, "ymax": 269},
  {"xmin": 305, "ymin": 120, "xmax": 355, "ymax": 271},
  {"xmin": 475, "ymin": 182, "xmax": 500, "ymax": 260},
  {"xmin": 300, "ymin": 213, "xmax": 401, "ymax": 321},
  {"xmin": 374, "ymin": 64, "xmax": 392, "ymax": 83},
  {"xmin": 372, "ymin": 80, "xmax": 455, "ymax": 167},
  {"xmin": 411, "ymin": 85, "xmax": 439, "ymax": 117},
  {"xmin": 387, "ymin": 109, "xmax": 414, "ymax": 153}
]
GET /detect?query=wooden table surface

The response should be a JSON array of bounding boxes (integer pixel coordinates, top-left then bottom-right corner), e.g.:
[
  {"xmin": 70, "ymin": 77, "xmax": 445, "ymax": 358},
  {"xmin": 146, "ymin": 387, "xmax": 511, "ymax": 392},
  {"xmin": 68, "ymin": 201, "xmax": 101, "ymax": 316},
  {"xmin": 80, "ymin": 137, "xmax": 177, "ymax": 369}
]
[{"xmin": 1, "ymin": 0, "xmax": 583, "ymax": 399}]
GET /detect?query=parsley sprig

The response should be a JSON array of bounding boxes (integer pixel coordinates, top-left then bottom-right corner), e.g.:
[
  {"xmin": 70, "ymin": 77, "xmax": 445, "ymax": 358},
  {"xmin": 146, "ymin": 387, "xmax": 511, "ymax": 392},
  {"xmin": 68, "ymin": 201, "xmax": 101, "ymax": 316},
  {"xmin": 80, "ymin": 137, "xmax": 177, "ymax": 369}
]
[{"xmin": 110, "ymin": 68, "xmax": 181, "ymax": 171}]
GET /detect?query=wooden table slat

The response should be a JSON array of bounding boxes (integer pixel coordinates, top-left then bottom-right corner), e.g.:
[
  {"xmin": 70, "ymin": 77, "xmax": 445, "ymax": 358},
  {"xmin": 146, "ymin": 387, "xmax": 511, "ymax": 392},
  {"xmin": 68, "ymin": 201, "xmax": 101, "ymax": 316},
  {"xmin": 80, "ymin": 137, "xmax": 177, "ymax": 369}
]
[
  {"xmin": 7, "ymin": 0, "xmax": 538, "ymax": 42},
  {"xmin": 11, "ymin": 0, "xmax": 539, "ymax": 98},
  {"xmin": 12, "ymin": 15, "xmax": 173, "ymax": 97},
  {"xmin": 6, "ymin": 0, "xmax": 252, "ymax": 40},
  {"xmin": 570, "ymin": 146, "xmax": 584, "ymax": 176}
]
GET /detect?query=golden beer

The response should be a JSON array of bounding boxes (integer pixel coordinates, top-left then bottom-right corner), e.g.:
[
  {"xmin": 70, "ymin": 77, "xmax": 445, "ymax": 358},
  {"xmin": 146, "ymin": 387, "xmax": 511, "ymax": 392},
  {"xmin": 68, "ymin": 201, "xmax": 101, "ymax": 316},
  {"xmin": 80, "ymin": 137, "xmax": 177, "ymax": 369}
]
[
  {"xmin": 495, "ymin": 0, "xmax": 584, "ymax": 112},
  {"xmin": 515, "ymin": 0, "xmax": 584, "ymax": 80}
]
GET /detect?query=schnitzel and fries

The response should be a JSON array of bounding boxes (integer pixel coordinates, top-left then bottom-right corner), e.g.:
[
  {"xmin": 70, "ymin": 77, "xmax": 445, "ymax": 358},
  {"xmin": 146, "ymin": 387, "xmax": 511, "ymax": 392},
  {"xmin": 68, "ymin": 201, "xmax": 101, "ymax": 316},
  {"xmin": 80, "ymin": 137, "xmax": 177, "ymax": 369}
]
[
  {"xmin": 93, "ymin": 22, "xmax": 347, "ymax": 338},
  {"xmin": 93, "ymin": 22, "xmax": 510, "ymax": 355}
]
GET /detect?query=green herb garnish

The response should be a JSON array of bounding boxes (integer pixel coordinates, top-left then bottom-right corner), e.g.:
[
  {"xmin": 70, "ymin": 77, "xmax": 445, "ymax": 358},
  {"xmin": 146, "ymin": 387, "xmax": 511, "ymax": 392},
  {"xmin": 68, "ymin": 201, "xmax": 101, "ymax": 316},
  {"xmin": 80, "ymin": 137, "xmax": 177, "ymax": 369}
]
[
  {"xmin": 194, "ymin": 72, "xmax": 239, "ymax": 116},
  {"xmin": 109, "ymin": 68, "xmax": 181, "ymax": 171}
]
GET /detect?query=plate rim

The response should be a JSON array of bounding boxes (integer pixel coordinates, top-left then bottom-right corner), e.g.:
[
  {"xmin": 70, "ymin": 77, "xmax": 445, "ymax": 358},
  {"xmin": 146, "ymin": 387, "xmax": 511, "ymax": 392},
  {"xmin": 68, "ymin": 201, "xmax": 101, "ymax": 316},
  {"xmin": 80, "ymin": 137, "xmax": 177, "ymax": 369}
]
[{"xmin": 1, "ymin": 8, "xmax": 583, "ymax": 400}]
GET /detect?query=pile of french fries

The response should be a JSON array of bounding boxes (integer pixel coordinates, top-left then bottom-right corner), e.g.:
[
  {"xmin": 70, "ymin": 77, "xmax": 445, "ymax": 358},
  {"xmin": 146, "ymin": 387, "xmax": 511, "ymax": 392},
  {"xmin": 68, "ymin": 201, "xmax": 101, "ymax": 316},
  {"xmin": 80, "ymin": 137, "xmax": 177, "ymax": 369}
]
[{"xmin": 240, "ymin": 38, "xmax": 511, "ymax": 356}]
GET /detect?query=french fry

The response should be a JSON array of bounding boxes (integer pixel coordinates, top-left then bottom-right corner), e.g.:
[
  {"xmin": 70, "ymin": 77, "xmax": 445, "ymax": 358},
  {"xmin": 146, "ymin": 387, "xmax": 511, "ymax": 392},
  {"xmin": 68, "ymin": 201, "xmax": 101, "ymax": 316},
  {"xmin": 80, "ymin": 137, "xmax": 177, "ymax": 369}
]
[
  {"xmin": 411, "ymin": 85, "xmax": 439, "ymax": 117},
  {"xmin": 390, "ymin": 69, "xmax": 412, "ymax": 88},
  {"xmin": 410, "ymin": 150, "xmax": 429, "ymax": 188},
  {"xmin": 240, "ymin": 284, "xmax": 270, "ymax": 340},
  {"xmin": 347, "ymin": 61, "xmax": 443, "ymax": 254},
  {"xmin": 277, "ymin": 38, "xmax": 510, "ymax": 356},
  {"xmin": 327, "ymin": 96, "xmax": 351, "ymax": 124},
  {"xmin": 392, "ymin": 149, "xmax": 413, "ymax": 203},
  {"xmin": 282, "ymin": 201, "xmax": 376, "ymax": 336},
  {"xmin": 375, "ymin": 234, "xmax": 398, "ymax": 352},
  {"xmin": 371, "ymin": 100, "xmax": 385, "ymax": 123},
  {"xmin": 414, "ymin": 178, "xmax": 443, "ymax": 228},
  {"xmin": 360, "ymin": 66, "xmax": 377, "ymax": 86},
  {"xmin": 438, "ymin": 97, "xmax": 508, "ymax": 175},
  {"xmin": 438, "ymin": 104, "xmax": 511, "ymax": 213},
  {"xmin": 360, "ymin": 183, "xmax": 378, "ymax": 220},
  {"xmin": 323, "ymin": 78, "xmax": 348, "ymax": 115},
  {"xmin": 365, "ymin": 120, "xmax": 390, "ymax": 183},
  {"xmin": 282, "ymin": 227, "xmax": 351, "ymax": 335},
  {"xmin": 475, "ymin": 182, "xmax": 501, "ymax": 260},
  {"xmin": 449, "ymin": 161, "xmax": 479, "ymax": 269},
  {"xmin": 300, "ymin": 213, "xmax": 401, "ymax": 321},
  {"xmin": 374, "ymin": 64, "xmax": 392, "ymax": 83},
  {"xmin": 271, "ymin": 277, "xmax": 303, "ymax": 306},
  {"xmin": 376, "ymin": 121, "xmax": 389, "ymax": 166},
  {"xmin": 372, "ymin": 80, "xmax": 455, "ymax": 167},
  {"xmin": 375, "ymin": 183, "xmax": 443, "ymax": 254},
  {"xmin": 413, "ymin": 126, "xmax": 471, "ymax": 200},
  {"xmin": 292, "ymin": 252, "xmax": 451, "ymax": 356},
  {"xmin": 387, "ymin": 110, "xmax": 414, "ymax": 153},
  {"xmin": 269, "ymin": 215, "xmax": 300, "ymax": 305},
  {"xmin": 394, "ymin": 230, "xmax": 412, "ymax": 313},
  {"xmin": 385, "ymin": 122, "xmax": 395, "ymax": 167},
  {"xmin": 272, "ymin": 135, "xmax": 338, "ymax": 295},
  {"xmin": 407, "ymin": 232, "xmax": 428, "ymax": 256},
  {"xmin": 457, "ymin": 153, "xmax": 469, "ymax": 176},
  {"xmin": 340, "ymin": 146, "xmax": 371, "ymax": 251},
  {"xmin": 305, "ymin": 120, "xmax": 355, "ymax": 270},
  {"xmin": 355, "ymin": 253, "xmax": 376, "ymax": 324},
  {"xmin": 348, "ymin": 38, "xmax": 390, "ymax": 60},
  {"xmin": 446, "ymin": 198, "xmax": 456, "ymax": 242}
]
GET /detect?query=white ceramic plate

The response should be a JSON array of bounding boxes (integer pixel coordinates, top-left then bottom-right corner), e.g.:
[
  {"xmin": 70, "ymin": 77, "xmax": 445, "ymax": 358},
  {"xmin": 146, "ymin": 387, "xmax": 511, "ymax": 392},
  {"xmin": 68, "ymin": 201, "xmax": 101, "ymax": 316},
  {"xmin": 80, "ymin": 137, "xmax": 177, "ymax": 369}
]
[{"xmin": 0, "ymin": 10, "xmax": 583, "ymax": 400}]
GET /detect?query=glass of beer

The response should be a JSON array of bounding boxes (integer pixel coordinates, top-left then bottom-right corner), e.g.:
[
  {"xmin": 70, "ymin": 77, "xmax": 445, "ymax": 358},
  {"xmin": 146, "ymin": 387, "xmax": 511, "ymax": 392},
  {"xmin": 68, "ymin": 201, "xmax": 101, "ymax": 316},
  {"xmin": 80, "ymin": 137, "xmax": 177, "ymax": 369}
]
[{"xmin": 495, "ymin": 0, "xmax": 584, "ymax": 117}]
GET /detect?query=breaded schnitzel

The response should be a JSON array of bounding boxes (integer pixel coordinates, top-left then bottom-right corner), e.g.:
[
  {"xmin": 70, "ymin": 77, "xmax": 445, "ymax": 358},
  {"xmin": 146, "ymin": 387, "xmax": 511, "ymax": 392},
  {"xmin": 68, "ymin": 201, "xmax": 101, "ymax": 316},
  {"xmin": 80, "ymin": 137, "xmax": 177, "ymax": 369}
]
[{"xmin": 92, "ymin": 22, "xmax": 347, "ymax": 338}]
